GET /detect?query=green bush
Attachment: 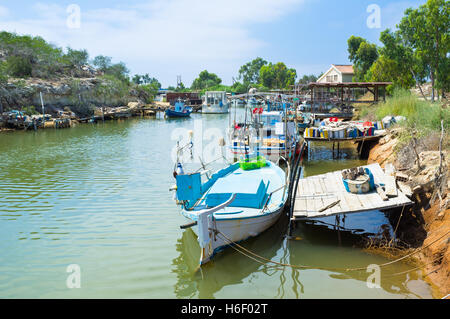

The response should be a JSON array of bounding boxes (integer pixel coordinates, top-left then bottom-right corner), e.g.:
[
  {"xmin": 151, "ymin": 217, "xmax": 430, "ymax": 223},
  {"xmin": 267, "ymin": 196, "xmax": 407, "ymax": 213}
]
[
  {"xmin": 21, "ymin": 105, "xmax": 38, "ymax": 115},
  {"xmin": 0, "ymin": 61, "xmax": 8, "ymax": 83},
  {"xmin": 6, "ymin": 56, "xmax": 32, "ymax": 77}
]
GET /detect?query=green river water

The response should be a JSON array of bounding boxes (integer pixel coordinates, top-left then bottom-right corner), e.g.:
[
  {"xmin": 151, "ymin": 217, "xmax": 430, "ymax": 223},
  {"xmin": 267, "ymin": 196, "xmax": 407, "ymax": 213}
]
[{"xmin": 0, "ymin": 112, "xmax": 433, "ymax": 298}]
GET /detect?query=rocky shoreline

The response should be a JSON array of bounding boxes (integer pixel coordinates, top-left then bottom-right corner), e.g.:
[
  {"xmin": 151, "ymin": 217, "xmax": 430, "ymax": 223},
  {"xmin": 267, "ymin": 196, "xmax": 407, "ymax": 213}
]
[{"xmin": 367, "ymin": 128, "xmax": 449, "ymax": 298}]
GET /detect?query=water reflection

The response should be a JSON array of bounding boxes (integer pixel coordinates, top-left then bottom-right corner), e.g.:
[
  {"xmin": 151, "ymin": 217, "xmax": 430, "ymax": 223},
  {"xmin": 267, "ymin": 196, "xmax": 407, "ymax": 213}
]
[{"xmin": 172, "ymin": 214, "xmax": 431, "ymax": 299}]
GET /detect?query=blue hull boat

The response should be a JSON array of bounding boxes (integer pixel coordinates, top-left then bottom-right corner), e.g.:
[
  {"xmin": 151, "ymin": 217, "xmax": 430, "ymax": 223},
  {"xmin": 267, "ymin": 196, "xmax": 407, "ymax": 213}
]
[
  {"xmin": 165, "ymin": 108, "xmax": 192, "ymax": 118},
  {"xmin": 172, "ymin": 157, "xmax": 288, "ymax": 265},
  {"xmin": 165, "ymin": 100, "xmax": 192, "ymax": 118}
]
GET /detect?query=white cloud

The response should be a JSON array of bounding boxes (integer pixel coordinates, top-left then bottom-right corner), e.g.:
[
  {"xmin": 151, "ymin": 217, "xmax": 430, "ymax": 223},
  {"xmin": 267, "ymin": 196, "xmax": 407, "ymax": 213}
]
[{"xmin": 0, "ymin": 0, "xmax": 305, "ymax": 86}]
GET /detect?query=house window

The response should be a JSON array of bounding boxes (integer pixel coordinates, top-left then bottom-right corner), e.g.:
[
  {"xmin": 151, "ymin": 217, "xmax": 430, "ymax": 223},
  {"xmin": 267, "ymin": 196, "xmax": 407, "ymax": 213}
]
[
  {"xmin": 334, "ymin": 75, "xmax": 338, "ymax": 82},
  {"xmin": 326, "ymin": 76, "xmax": 332, "ymax": 82}
]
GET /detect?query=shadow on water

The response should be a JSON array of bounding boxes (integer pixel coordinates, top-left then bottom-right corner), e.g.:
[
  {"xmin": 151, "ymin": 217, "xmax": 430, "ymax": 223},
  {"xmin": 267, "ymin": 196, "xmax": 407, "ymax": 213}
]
[{"xmin": 171, "ymin": 213, "xmax": 429, "ymax": 299}]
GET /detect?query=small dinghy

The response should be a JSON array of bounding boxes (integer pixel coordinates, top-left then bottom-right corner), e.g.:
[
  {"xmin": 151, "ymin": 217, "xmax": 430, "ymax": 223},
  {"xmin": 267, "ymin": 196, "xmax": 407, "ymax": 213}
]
[
  {"xmin": 172, "ymin": 155, "xmax": 288, "ymax": 265},
  {"xmin": 165, "ymin": 99, "xmax": 192, "ymax": 118}
]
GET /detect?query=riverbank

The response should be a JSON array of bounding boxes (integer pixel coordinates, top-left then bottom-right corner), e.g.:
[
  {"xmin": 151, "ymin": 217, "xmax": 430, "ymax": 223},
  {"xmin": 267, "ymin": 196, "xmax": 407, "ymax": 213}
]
[
  {"xmin": 367, "ymin": 127, "xmax": 449, "ymax": 298},
  {"xmin": 0, "ymin": 101, "xmax": 173, "ymax": 132}
]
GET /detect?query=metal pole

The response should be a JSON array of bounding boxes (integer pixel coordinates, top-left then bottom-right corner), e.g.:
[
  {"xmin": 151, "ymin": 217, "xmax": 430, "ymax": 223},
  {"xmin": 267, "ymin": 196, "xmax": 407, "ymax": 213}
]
[{"xmin": 40, "ymin": 92, "xmax": 45, "ymax": 125}]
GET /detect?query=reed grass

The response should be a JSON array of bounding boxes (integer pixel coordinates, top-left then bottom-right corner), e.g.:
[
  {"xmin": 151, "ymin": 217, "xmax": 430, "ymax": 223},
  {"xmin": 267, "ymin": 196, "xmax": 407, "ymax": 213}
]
[{"xmin": 375, "ymin": 89, "xmax": 449, "ymax": 132}]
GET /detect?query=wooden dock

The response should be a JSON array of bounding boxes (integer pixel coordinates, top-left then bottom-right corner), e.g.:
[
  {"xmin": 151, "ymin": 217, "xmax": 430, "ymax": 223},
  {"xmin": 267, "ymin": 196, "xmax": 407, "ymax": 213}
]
[
  {"xmin": 292, "ymin": 163, "xmax": 413, "ymax": 219},
  {"xmin": 304, "ymin": 134, "xmax": 383, "ymax": 143}
]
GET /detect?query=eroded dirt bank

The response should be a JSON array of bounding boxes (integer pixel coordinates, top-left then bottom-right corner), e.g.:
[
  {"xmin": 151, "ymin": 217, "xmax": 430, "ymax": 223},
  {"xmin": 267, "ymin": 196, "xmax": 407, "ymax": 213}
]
[{"xmin": 367, "ymin": 129, "xmax": 449, "ymax": 298}]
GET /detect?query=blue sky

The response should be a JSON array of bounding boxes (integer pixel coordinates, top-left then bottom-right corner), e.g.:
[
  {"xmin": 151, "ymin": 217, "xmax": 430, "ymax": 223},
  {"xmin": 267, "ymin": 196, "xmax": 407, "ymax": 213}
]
[{"xmin": 0, "ymin": 0, "xmax": 426, "ymax": 87}]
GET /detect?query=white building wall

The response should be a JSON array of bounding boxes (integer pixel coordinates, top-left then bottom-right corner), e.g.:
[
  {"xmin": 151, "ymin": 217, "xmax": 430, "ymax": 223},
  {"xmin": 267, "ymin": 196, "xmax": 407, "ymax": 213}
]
[{"xmin": 317, "ymin": 68, "xmax": 342, "ymax": 83}]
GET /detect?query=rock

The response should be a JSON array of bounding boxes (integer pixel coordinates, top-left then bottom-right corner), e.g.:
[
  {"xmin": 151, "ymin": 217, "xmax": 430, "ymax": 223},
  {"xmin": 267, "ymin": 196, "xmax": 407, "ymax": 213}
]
[
  {"xmin": 367, "ymin": 134, "xmax": 398, "ymax": 168},
  {"xmin": 128, "ymin": 102, "xmax": 143, "ymax": 109}
]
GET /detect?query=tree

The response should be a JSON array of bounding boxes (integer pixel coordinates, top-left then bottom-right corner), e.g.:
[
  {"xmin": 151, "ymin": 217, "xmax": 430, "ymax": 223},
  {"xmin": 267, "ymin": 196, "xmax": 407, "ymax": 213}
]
[
  {"xmin": 92, "ymin": 55, "xmax": 112, "ymax": 72},
  {"xmin": 259, "ymin": 62, "xmax": 297, "ymax": 89},
  {"xmin": 347, "ymin": 36, "xmax": 379, "ymax": 81},
  {"xmin": 397, "ymin": 0, "xmax": 450, "ymax": 100},
  {"xmin": 238, "ymin": 57, "xmax": 267, "ymax": 85},
  {"xmin": 105, "ymin": 62, "xmax": 129, "ymax": 83},
  {"xmin": 64, "ymin": 47, "xmax": 89, "ymax": 68},
  {"xmin": 347, "ymin": 36, "xmax": 367, "ymax": 62},
  {"xmin": 231, "ymin": 81, "xmax": 247, "ymax": 94},
  {"xmin": 92, "ymin": 56, "xmax": 129, "ymax": 83},
  {"xmin": 375, "ymin": 29, "xmax": 424, "ymax": 94},
  {"xmin": 298, "ymin": 74, "xmax": 318, "ymax": 84},
  {"xmin": 191, "ymin": 70, "xmax": 222, "ymax": 90},
  {"xmin": 132, "ymin": 74, "xmax": 142, "ymax": 85}
]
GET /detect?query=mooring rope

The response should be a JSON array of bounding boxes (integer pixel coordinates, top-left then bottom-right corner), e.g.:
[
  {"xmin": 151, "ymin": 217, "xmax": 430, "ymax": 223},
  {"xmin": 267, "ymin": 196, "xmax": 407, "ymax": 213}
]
[{"xmin": 215, "ymin": 228, "xmax": 450, "ymax": 273}]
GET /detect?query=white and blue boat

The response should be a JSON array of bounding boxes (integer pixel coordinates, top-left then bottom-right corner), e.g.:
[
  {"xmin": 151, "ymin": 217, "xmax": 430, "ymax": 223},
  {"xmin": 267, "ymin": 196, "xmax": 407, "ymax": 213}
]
[
  {"xmin": 165, "ymin": 100, "xmax": 192, "ymax": 118},
  {"xmin": 172, "ymin": 157, "xmax": 288, "ymax": 265},
  {"xmin": 228, "ymin": 111, "xmax": 299, "ymax": 161}
]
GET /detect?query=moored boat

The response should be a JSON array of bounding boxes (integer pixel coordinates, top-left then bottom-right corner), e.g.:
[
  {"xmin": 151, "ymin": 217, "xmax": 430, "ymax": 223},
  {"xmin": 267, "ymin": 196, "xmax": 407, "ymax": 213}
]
[
  {"xmin": 172, "ymin": 156, "xmax": 288, "ymax": 265},
  {"xmin": 165, "ymin": 99, "xmax": 192, "ymax": 118},
  {"xmin": 228, "ymin": 110, "xmax": 300, "ymax": 161},
  {"xmin": 202, "ymin": 91, "xmax": 229, "ymax": 114}
]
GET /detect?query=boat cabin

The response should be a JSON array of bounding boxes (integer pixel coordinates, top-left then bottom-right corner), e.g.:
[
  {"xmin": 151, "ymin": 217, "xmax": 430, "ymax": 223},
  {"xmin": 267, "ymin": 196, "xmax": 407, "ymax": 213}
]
[{"xmin": 204, "ymin": 91, "xmax": 227, "ymax": 106}]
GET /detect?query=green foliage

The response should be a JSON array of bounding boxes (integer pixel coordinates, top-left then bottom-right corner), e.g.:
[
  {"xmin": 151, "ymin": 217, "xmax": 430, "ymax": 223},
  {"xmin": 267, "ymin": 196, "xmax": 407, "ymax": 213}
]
[
  {"xmin": 259, "ymin": 62, "xmax": 296, "ymax": 89},
  {"xmin": 92, "ymin": 55, "xmax": 130, "ymax": 83},
  {"xmin": 365, "ymin": 55, "xmax": 415, "ymax": 94},
  {"xmin": 21, "ymin": 105, "xmax": 37, "ymax": 116},
  {"xmin": 0, "ymin": 61, "xmax": 9, "ymax": 83},
  {"xmin": 191, "ymin": 70, "xmax": 222, "ymax": 90},
  {"xmin": 347, "ymin": 36, "xmax": 378, "ymax": 81},
  {"xmin": 92, "ymin": 55, "xmax": 112, "ymax": 71},
  {"xmin": 397, "ymin": 0, "xmax": 449, "ymax": 98},
  {"xmin": 238, "ymin": 57, "xmax": 267, "ymax": 85},
  {"xmin": 133, "ymin": 74, "xmax": 161, "ymax": 88},
  {"xmin": 347, "ymin": 36, "xmax": 366, "ymax": 61},
  {"xmin": 375, "ymin": 89, "xmax": 449, "ymax": 131},
  {"xmin": 94, "ymin": 75, "xmax": 130, "ymax": 105},
  {"xmin": 298, "ymin": 74, "xmax": 318, "ymax": 84},
  {"xmin": 231, "ymin": 81, "xmax": 248, "ymax": 94},
  {"xmin": 135, "ymin": 83, "xmax": 159, "ymax": 103},
  {"xmin": 5, "ymin": 55, "xmax": 32, "ymax": 77},
  {"xmin": 64, "ymin": 47, "xmax": 89, "ymax": 68},
  {"xmin": 0, "ymin": 31, "xmax": 68, "ymax": 79}
]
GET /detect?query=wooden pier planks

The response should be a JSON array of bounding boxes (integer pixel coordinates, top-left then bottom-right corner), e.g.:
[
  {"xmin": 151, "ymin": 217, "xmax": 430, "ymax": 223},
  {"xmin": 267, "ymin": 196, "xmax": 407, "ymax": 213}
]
[{"xmin": 293, "ymin": 163, "xmax": 413, "ymax": 219}]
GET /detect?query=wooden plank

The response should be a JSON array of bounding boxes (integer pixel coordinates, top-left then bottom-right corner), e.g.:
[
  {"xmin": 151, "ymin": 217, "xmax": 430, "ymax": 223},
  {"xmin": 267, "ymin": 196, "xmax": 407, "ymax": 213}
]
[
  {"xmin": 318, "ymin": 199, "xmax": 341, "ymax": 212},
  {"xmin": 384, "ymin": 175, "xmax": 398, "ymax": 197},
  {"xmin": 311, "ymin": 178, "xmax": 322, "ymax": 195}
]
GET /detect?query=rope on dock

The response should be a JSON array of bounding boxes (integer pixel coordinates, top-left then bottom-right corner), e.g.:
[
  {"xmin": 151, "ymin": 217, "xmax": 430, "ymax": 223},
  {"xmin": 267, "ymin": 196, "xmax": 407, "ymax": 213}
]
[{"xmin": 215, "ymin": 228, "xmax": 450, "ymax": 274}]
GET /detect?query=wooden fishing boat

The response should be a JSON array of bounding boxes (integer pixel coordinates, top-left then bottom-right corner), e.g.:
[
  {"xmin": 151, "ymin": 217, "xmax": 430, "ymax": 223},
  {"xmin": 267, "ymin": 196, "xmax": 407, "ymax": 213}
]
[
  {"xmin": 165, "ymin": 100, "xmax": 192, "ymax": 118},
  {"xmin": 228, "ymin": 111, "xmax": 300, "ymax": 161},
  {"xmin": 172, "ymin": 156, "xmax": 288, "ymax": 265}
]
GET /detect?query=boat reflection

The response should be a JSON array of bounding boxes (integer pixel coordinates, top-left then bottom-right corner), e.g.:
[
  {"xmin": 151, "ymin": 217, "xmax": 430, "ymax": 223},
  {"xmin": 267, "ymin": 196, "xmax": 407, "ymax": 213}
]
[
  {"xmin": 172, "ymin": 216, "xmax": 288, "ymax": 298},
  {"xmin": 172, "ymin": 214, "xmax": 429, "ymax": 299}
]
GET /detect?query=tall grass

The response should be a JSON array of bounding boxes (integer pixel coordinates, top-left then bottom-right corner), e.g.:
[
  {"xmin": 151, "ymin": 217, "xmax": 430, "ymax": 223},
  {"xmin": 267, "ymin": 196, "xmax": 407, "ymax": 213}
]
[{"xmin": 375, "ymin": 89, "xmax": 449, "ymax": 131}]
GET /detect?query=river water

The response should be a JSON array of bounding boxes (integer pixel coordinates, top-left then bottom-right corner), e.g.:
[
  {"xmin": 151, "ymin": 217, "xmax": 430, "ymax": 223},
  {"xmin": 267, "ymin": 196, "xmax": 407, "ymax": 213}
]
[{"xmin": 0, "ymin": 111, "xmax": 433, "ymax": 298}]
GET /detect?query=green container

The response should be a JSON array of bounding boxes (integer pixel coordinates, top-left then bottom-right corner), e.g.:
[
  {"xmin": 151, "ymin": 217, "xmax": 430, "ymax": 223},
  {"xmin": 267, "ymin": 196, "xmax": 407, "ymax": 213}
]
[{"xmin": 239, "ymin": 156, "xmax": 267, "ymax": 170}]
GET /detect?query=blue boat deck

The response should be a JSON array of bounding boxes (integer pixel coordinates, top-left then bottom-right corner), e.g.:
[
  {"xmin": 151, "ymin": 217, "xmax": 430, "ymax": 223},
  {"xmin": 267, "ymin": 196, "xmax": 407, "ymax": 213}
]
[{"xmin": 183, "ymin": 162, "xmax": 286, "ymax": 221}]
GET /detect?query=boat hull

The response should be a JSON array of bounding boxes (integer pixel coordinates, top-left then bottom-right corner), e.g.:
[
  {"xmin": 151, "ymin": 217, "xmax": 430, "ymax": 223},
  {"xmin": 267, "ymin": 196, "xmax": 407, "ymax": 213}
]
[
  {"xmin": 165, "ymin": 109, "xmax": 191, "ymax": 118},
  {"xmin": 185, "ymin": 206, "xmax": 284, "ymax": 264},
  {"xmin": 201, "ymin": 105, "xmax": 229, "ymax": 114}
]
